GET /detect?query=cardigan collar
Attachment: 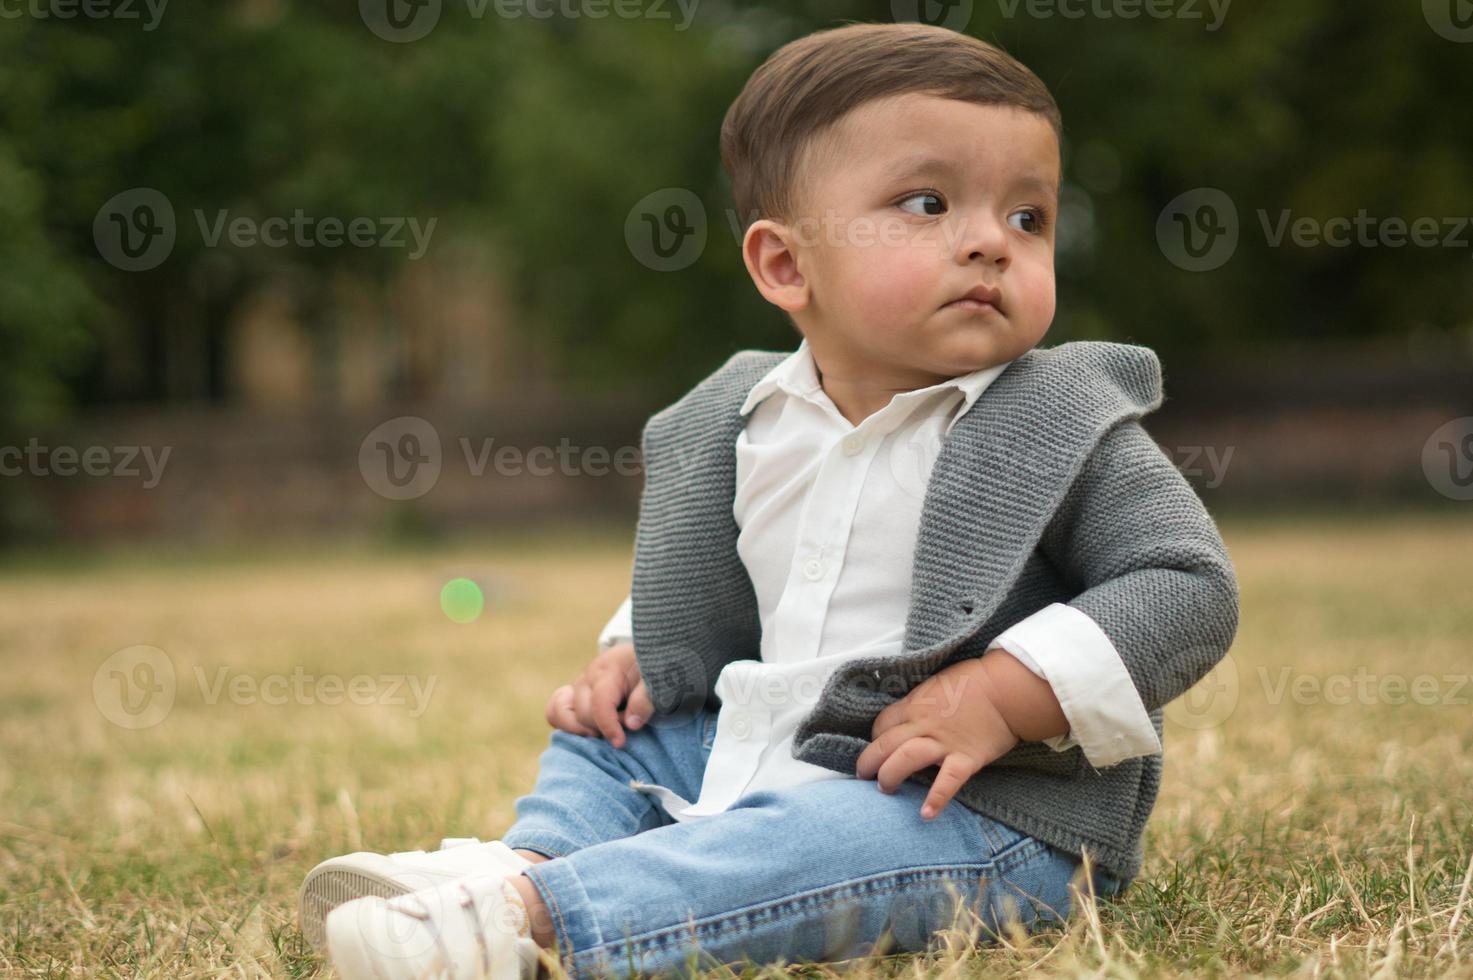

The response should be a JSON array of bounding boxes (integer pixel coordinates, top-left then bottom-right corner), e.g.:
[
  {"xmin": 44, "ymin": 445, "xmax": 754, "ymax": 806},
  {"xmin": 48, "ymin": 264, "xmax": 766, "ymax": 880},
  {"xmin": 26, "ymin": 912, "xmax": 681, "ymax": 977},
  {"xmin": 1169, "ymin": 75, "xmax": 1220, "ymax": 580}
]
[{"xmin": 647, "ymin": 341, "xmax": 1163, "ymax": 663}]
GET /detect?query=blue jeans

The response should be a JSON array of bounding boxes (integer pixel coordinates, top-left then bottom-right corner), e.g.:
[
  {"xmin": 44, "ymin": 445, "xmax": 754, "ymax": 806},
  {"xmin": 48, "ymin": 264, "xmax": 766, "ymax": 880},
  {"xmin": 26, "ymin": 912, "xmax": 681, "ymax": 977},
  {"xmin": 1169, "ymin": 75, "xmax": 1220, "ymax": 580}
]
[{"xmin": 500, "ymin": 706, "xmax": 1126, "ymax": 979}]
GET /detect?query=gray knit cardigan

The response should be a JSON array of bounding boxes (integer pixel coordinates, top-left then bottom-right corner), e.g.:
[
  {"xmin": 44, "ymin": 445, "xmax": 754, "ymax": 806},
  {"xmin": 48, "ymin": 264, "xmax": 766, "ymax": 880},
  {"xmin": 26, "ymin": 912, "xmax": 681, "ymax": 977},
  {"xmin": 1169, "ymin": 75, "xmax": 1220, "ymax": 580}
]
[{"xmin": 629, "ymin": 341, "xmax": 1239, "ymax": 882}]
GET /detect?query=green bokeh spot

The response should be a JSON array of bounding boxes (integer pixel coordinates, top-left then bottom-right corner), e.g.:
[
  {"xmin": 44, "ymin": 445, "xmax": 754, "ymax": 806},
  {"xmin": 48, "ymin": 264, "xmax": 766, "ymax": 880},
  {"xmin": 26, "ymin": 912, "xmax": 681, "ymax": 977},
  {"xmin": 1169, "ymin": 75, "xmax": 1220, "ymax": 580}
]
[{"xmin": 440, "ymin": 578, "xmax": 484, "ymax": 624}]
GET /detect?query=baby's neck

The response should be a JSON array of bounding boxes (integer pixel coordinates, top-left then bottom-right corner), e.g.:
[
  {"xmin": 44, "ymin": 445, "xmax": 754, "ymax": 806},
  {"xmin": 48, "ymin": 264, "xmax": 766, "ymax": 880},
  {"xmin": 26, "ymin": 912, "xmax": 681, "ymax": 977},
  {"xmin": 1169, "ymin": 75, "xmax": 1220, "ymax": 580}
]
[
  {"xmin": 815, "ymin": 368, "xmax": 912, "ymax": 427},
  {"xmin": 811, "ymin": 354, "xmax": 956, "ymax": 427}
]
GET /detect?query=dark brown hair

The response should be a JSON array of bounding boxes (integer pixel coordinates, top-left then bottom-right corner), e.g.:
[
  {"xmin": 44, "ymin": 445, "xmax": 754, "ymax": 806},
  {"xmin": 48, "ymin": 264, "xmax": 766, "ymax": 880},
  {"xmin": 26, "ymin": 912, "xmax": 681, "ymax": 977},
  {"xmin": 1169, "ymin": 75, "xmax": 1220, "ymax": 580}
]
[{"xmin": 720, "ymin": 22, "xmax": 1062, "ymax": 231}]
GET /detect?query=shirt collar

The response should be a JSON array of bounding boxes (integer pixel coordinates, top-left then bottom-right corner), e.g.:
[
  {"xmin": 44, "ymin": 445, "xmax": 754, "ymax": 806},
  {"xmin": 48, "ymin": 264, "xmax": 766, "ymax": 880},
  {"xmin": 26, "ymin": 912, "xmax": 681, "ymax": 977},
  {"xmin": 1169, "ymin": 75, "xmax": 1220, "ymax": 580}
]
[{"xmin": 739, "ymin": 336, "xmax": 1014, "ymax": 434}]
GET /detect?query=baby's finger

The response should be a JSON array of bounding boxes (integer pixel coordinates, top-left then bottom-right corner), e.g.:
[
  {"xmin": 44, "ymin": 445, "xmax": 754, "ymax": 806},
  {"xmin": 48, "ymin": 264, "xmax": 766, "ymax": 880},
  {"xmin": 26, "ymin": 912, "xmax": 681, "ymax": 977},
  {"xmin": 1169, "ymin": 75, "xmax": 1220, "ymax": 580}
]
[
  {"xmin": 875, "ymin": 735, "xmax": 946, "ymax": 795},
  {"xmin": 921, "ymin": 753, "xmax": 977, "ymax": 820},
  {"xmin": 622, "ymin": 680, "xmax": 654, "ymax": 729},
  {"xmin": 855, "ymin": 722, "xmax": 913, "ymax": 780},
  {"xmin": 591, "ymin": 674, "xmax": 627, "ymax": 747},
  {"xmin": 548, "ymin": 686, "xmax": 596, "ymax": 736},
  {"xmin": 544, "ymin": 684, "xmax": 572, "ymax": 729},
  {"xmin": 574, "ymin": 682, "xmax": 596, "ymax": 732}
]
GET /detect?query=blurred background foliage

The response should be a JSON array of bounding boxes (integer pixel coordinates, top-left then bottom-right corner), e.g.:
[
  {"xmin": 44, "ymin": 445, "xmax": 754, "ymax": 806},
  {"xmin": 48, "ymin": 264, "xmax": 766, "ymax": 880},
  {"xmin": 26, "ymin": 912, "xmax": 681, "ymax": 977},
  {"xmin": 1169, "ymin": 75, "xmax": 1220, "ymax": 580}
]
[{"xmin": 0, "ymin": 0, "xmax": 1470, "ymax": 543}]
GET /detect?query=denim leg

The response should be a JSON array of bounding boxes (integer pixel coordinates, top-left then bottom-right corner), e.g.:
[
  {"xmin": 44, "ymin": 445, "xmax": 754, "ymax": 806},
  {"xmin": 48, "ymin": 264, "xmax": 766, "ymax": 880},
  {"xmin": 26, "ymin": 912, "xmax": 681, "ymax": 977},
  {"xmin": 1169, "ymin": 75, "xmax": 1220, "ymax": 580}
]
[
  {"xmin": 520, "ymin": 776, "xmax": 1125, "ymax": 979},
  {"xmin": 499, "ymin": 708, "xmax": 718, "ymax": 860}
]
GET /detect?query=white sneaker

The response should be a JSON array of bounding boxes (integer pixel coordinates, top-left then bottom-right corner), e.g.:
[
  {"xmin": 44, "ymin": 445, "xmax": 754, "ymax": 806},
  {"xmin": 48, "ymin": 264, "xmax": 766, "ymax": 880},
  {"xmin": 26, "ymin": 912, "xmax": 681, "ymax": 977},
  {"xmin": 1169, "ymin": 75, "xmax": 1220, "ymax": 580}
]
[
  {"xmin": 326, "ymin": 872, "xmax": 540, "ymax": 980},
  {"xmin": 299, "ymin": 838, "xmax": 534, "ymax": 951}
]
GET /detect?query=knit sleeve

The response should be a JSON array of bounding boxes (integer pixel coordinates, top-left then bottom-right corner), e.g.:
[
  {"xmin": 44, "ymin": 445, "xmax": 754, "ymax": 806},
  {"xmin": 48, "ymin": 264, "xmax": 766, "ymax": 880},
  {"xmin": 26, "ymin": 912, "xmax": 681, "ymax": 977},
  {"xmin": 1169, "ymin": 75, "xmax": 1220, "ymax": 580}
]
[{"xmin": 1037, "ymin": 418, "xmax": 1240, "ymax": 717}]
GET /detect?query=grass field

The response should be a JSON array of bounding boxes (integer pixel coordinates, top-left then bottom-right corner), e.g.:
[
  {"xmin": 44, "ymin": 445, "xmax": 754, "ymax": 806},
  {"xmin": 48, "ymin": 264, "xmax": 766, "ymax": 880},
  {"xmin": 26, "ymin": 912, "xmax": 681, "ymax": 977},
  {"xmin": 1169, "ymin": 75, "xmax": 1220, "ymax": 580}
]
[{"xmin": 2, "ymin": 511, "xmax": 1471, "ymax": 978}]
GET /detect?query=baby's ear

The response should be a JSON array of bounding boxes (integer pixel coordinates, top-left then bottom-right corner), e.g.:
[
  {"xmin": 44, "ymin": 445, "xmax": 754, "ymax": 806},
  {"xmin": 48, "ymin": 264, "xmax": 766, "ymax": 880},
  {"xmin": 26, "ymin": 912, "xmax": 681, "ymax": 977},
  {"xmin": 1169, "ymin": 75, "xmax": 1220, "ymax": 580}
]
[{"xmin": 741, "ymin": 219, "xmax": 809, "ymax": 314}]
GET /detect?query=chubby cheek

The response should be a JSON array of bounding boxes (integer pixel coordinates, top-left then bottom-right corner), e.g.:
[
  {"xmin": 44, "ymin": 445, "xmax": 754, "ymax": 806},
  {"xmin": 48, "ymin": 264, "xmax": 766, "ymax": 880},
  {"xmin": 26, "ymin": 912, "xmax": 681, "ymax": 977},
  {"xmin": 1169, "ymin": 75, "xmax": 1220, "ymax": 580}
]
[
  {"xmin": 1008, "ymin": 259, "xmax": 1056, "ymax": 341},
  {"xmin": 831, "ymin": 238, "xmax": 941, "ymax": 329}
]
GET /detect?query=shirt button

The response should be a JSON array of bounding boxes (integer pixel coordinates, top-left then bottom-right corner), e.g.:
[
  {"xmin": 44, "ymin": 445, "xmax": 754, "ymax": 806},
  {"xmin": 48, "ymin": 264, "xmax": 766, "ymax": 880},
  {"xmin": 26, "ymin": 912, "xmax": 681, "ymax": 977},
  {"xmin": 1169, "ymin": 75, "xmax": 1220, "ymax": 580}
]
[
  {"xmin": 841, "ymin": 432, "xmax": 865, "ymax": 456},
  {"xmin": 801, "ymin": 557, "xmax": 824, "ymax": 581}
]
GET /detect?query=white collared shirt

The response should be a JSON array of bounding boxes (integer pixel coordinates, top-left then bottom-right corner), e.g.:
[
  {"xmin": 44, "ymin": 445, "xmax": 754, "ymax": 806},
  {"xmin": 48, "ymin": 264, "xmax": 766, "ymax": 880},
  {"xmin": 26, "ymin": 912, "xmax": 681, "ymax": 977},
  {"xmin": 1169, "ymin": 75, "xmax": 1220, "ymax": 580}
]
[{"xmin": 601, "ymin": 339, "xmax": 1161, "ymax": 821}]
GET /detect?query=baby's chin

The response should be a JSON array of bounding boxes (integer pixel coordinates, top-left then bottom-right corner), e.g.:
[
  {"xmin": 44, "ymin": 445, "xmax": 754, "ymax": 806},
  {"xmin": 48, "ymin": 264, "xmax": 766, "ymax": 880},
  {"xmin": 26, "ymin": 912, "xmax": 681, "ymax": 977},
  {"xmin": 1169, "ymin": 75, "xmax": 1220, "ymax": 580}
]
[{"xmin": 921, "ymin": 324, "xmax": 1043, "ymax": 373}]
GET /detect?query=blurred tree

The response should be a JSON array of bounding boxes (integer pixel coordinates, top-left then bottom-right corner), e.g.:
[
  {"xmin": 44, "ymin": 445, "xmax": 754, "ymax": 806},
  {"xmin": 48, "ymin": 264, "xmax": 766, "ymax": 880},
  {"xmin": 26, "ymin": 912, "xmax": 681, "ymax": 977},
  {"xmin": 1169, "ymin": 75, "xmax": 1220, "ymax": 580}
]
[{"xmin": 0, "ymin": 0, "xmax": 1467, "ymax": 426}]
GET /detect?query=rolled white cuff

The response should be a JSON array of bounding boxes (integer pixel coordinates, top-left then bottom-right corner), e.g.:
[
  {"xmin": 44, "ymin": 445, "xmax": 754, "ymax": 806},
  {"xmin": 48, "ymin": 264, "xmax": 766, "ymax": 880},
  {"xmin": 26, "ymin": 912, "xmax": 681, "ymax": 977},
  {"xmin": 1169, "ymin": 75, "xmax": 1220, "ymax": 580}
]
[
  {"xmin": 987, "ymin": 602, "xmax": 1162, "ymax": 769},
  {"xmin": 597, "ymin": 594, "xmax": 634, "ymax": 652}
]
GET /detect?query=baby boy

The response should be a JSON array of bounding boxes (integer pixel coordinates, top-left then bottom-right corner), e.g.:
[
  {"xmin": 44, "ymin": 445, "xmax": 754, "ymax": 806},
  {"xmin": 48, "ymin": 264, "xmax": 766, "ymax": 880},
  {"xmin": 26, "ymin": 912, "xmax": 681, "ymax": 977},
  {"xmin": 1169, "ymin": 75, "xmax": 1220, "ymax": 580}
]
[{"xmin": 302, "ymin": 20, "xmax": 1239, "ymax": 980}]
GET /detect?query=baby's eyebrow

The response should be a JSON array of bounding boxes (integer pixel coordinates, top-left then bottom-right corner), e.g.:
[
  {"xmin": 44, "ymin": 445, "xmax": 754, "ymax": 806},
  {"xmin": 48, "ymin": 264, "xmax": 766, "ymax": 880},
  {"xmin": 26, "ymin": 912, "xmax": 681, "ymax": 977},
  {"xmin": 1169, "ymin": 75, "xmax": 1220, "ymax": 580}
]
[
  {"xmin": 878, "ymin": 155, "xmax": 958, "ymax": 182},
  {"xmin": 1011, "ymin": 174, "xmax": 1061, "ymax": 198},
  {"xmin": 878, "ymin": 155, "xmax": 1059, "ymax": 198}
]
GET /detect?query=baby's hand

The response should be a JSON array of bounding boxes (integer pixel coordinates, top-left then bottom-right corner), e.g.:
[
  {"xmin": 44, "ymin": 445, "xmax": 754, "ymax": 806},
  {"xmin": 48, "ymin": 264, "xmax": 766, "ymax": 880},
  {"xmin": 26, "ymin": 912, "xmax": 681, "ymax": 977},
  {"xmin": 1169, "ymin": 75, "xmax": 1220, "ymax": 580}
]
[
  {"xmin": 855, "ymin": 658, "xmax": 1021, "ymax": 819},
  {"xmin": 544, "ymin": 641, "xmax": 654, "ymax": 750}
]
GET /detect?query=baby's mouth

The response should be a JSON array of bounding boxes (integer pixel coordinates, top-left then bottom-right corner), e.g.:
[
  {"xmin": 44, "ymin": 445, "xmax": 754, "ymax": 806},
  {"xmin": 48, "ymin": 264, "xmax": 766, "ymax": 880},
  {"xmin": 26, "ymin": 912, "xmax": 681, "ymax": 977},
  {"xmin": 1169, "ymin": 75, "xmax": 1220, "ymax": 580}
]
[
  {"xmin": 942, "ymin": 283, "xmax": 1004, "ymax": 316},
  {"xmin": 943, "ymin": 297, "xmax": 1003, "ymax": 315}
]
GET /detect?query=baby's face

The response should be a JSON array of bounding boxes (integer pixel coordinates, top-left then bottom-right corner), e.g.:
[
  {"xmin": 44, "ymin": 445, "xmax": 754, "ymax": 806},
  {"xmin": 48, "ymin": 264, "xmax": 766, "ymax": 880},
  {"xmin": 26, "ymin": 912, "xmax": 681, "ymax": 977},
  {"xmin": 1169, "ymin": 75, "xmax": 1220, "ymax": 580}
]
[{"xmin": 778, "ymin": 93, "xmax": 1060, "ymax": 383}]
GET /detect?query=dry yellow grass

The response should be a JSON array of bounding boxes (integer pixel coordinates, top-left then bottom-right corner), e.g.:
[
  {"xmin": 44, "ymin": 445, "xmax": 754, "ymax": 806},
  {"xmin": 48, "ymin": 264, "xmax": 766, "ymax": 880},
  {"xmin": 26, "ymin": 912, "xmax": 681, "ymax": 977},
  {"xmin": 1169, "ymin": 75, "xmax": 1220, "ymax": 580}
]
[{"xmin": 1, "ymin": 511, "xmax": 1470, "ymax": 977}]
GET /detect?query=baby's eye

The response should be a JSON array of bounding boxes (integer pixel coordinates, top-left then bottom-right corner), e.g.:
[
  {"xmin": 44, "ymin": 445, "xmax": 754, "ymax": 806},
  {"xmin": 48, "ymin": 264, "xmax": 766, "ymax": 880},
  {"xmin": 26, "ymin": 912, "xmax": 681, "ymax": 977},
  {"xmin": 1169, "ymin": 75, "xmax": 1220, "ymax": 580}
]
[
  {"xmin": 1009, "ymin": 208, "xmax": 1046, "ymax": 234},
  {"xmin": 896, "ymin": 191, "xmax": 946, "ymax": 217}
]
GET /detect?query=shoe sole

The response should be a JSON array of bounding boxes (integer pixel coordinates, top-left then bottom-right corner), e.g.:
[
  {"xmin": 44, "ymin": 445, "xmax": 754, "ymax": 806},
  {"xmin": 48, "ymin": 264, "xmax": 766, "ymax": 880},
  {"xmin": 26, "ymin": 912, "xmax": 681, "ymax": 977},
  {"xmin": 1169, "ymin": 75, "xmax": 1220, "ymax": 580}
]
[{"xmin": 299, "ymin": 854, "xmax": 451, "ymax": 952}]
